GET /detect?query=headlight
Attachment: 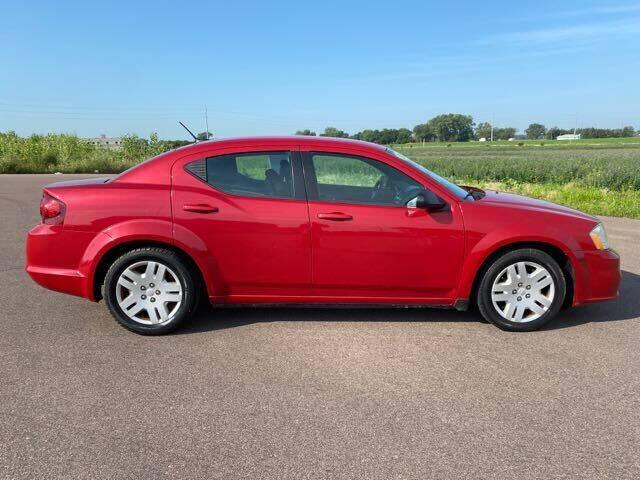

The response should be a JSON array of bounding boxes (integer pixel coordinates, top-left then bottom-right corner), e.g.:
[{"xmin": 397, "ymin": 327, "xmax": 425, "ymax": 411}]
[{"xmin": 589, "ymin": 223, "xmax": 609, "ymax": 250}]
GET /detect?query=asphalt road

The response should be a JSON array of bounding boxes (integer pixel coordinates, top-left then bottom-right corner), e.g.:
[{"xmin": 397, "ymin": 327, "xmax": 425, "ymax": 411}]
[{"xmin": 1, "ymin": 174, "xmax": 639, "ymax": 479}]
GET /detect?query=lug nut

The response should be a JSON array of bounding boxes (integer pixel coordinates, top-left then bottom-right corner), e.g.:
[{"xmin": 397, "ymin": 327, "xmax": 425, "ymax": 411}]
[
  {"xmin": 517, "ymin": 296, "xmax": 522, "ymax": 301},
  {"xmin": 526, "ymin": 285, "xmax": 531, "ymax": 290},
  {"xmin": 141, "ymin": 286, "xmax": 146, "ymax": 291},
  {"xmin": 155, "ymin": 290, "xmax": 161, "ymax": 295},
  {"xmin": 512, "ymin": 289, "xmax": 517, "ymax": 294},
  {"xmin": 150, "ymin": 283, "xmax": 155, "ymax": 288},
  {"xmin": 150, "ymin": 297, "xmax": 156, "ymax": 303},
  {"xmin": 518, "ymin": 282, "xmax": 523, "ymax": 287},
  {"xmin": 141, "ymin": 295, "xmax": 147, "ymax": 300},
  {"xmin": 526, "ymin": 294, "xmax": 531, "ymax": 299}
]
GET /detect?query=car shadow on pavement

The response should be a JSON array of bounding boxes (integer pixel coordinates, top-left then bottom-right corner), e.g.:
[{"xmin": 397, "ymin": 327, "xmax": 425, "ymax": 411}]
[
  {"xmin": 179, "ymin": 305, "xmax": 476, "ymax": 335},
  {"xmin": 177, "ymin": 270, "xmax": 640, "ymax": 334}
]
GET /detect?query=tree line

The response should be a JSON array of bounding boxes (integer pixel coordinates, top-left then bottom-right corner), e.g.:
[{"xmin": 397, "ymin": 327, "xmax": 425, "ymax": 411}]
[
  {"xmin": 525, "ymin": 124, "xmax": 637, "ymax": 140},
  {"xmin": 295, "ymin": 114, "xmax": 637, "ymax": 144}
]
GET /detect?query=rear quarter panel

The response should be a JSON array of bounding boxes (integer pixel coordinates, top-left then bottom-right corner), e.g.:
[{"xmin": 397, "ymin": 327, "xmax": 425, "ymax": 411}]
[{"xmin": 41, "ymin": 169, "xmax": 174, "ymax": 298}]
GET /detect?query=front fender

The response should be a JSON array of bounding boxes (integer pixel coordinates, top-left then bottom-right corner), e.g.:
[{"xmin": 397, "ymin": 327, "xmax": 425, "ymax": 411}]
[{"xmin": 456, "ymin": 228, "xmax": 584, "ymax": 301}]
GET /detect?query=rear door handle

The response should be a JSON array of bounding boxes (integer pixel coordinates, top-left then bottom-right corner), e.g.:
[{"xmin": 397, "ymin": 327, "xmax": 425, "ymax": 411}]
[
  {"xmin": 183, "ymin": 204, "xmax": 219, "ymax": 214},
  {"xmin": 317, "ymin": 212, "xmax": 353, "ymax": 221}
]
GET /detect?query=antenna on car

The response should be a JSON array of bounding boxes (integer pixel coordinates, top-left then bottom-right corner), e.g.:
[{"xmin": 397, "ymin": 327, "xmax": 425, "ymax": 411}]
[{"xmin": 178, "ymin": 121, "xmax": 199, "ymax": 142}]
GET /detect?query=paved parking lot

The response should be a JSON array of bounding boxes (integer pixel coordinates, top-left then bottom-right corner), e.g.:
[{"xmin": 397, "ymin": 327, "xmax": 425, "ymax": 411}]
[{"xmin": 1, "ymin": 174, "xmax": 639, "ymax": 479}]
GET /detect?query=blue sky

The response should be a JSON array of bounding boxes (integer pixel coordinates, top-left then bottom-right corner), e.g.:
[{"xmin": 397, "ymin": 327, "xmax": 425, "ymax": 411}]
[{"xmin": 1, "ymin": 0, "xmax": 639, "ymax": 139}]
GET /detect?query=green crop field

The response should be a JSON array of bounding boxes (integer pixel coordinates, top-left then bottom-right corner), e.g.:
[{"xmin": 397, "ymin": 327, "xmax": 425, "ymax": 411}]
[
  {"xmin": 1, "ymin": 131, "xmax": 639, "ymax": 218},
  {"xmin": 393, "ymin": 140, "xmax": 640, "ymax": 218}
]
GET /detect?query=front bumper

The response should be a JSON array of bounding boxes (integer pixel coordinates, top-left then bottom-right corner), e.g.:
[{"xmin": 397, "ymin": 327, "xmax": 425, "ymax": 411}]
[{"xmin": 573, "ymin": 248, "xmax": 621, "ymax": 305}]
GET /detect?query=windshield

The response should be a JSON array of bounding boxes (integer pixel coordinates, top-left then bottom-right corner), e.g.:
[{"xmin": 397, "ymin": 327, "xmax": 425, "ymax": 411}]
[{"xmin": 385, "ymin": 148, "xmax": 471, "ymax": 200}]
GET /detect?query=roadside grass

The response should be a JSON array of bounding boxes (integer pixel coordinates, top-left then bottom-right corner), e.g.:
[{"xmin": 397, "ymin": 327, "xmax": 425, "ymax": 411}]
[
  {"xmin": 0, "ymin": 131, "xmax": 156, "ymax": 174},
  {"xmin": 2, "ymin": 132, "xmax": 639, "ymax": 218},
  {"xmin": 464, "ymin": 181, "xmax": 640, "ymax": 219}
]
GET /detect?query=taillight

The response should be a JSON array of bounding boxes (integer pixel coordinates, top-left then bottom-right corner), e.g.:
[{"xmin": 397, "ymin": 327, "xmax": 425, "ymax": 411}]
[{"xmin": 40, "ymin": 193, "xmax": 66, "ymax": 225}]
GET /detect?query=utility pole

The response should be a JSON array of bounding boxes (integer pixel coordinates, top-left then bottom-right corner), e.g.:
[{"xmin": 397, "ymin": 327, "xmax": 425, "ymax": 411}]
[
  {"xmin": 204, "ymin": 104, "xmax": 210, "ymax": 139},
  {"xmin": 491, "ymin": 113, "xmax": 495, "ymax": 142}
]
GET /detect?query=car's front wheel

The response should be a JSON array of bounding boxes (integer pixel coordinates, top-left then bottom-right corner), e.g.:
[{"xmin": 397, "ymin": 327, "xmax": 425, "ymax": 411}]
[
  {"xmin": 477, "ymin": 248, "xmax": 566, "ymax": 331},
  {"xmin": 103, "ymin": 247, "xmax": 199, "ymax": 335}
]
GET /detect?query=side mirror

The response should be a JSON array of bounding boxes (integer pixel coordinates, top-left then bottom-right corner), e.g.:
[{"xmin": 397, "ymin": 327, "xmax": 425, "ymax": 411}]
[{"xmin": 406, "ymin": 191, "xmax": 446, "ymax": 212}]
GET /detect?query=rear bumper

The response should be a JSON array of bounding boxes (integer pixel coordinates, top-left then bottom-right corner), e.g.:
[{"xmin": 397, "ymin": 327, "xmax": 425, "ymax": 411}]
[
  {"xmin": 573, "ymin": 249, "xmax": 621, "ymax": 305},
  {"xmin": 26, "ymin": 265, "xmax": 88, "ymax": 298},
  {"xmin": 26, "ymin": 224, "xmax": 99, "ymax": 300}
]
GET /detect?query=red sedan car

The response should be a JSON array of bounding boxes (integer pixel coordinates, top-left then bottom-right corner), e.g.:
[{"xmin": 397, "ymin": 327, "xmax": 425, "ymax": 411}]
[{"xmin": 26, "ymin": 136, "xmax": 620, "ymax": 334}]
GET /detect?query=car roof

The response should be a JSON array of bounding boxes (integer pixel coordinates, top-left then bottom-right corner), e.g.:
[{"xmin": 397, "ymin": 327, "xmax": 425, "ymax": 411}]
[
  {"xmin": 174, "ymin": 135, "xmax": 387, "ymax": 153},
  {"xmin": 115, "ymin": 135, "xmax": 390, "ymax": 184}
]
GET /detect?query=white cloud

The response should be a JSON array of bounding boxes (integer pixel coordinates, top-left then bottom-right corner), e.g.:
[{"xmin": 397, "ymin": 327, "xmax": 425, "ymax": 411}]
[
  {"xmin": 555, "ymin": 4, "xmax": 640, "ymax": 17},
  {"xmin": 481, "ymin": 18, "xmax": 640, "ymax": 46},
  {"xmin": 343, "ymin": 45, "xmax": 593, "ymax": 84}
]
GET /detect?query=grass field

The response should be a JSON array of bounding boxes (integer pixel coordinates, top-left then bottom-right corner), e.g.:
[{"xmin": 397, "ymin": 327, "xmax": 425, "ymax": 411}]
[
  {"xmin": 1, "ymin": 132, "xmax": 639, "ymax": 218},
  {"xmin": 393, "ymin": 140, "xmax": 640, "ymax": 218}
]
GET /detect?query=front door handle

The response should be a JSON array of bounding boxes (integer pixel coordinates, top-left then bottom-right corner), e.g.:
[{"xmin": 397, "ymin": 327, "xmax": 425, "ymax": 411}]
[
  {"xmin": 183, "ymin": 204, "xmax": 219, "ymax": 214},
  {"xmin": 317, "ymin": 212, "xmax": 353, "ymax": 221}
]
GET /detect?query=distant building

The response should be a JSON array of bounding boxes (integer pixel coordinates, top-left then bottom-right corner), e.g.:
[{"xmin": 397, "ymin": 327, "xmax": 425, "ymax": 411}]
[
  {"xmin": 557, "ymin": 134, "xmax": 581, "ymax": 141},
  {"xmin": 86, "ymin": 134, "xmax": 123, "ymax": 150}
]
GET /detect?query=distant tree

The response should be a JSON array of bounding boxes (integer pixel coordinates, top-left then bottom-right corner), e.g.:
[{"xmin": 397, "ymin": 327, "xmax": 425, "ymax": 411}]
[
  {"xmin": 621, "ymin": 126, "xmax": 635, "ymax": 137},
  {"xmin": 352, "ymin": 129, "xmax": 379, "ymax": 142},
  {"xmin": 350, "ymin": 128, "xmax": 412, "ymax": 144},
  {"xmin": 121, "ymin": 133, "xmax": 166, "ymax": 161},
  {"xmin": 320, "ymin": 127, "xmax": 349, "ymax": 138},
  {"xmin": 147, "ymin": 132, "xmax": 166, "ymax": 156},
  {"xmin": 475, "ymin": 122, "xmax": 492, "ymax": 140},
  {"xmin": 395, "ymin": 128, "xmax": 413, "ymax": 144},
  {"xmin": 196, "ymin": 131, "xmax": 213, "ymax": 140},
  {"xmin": 426, "ymin": 114, "xmax": 475, "ymax": 142},
  {"xmin": 163, "ymin": 139, "xmax": 192, "ymax": 149},
  {"xmin": 546, "ymin": 127, "xmax": 571, "ymax": 140},
  {"xmin": 525, "ymin": 123, "xmax": 547, "ymax": 140},
  {"xmin": 295, "ymin": 129, "xmax": 316, "ymax": 136},
  {"xmin": 577, "ymin": 126, "xmax": 636, "ymax": 139},
  {"xmin": 378, "ymin": 128, "xmax": 400, "ymax": 144},
  {"xmin": 412, "ymin": 123, "xmax": 435, "ymax": 142},
  {"xmin": 494, "ymin": 127, "xmax": 517, "ymax": 141},
  {"xmin": 121, "ymin": 134, "xmax": 149, "ymax": 162}
]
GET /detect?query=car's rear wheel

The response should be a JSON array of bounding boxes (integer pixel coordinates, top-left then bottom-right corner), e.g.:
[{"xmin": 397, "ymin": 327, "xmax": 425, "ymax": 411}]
[
  {"xmin": 103, "ymin": 247, "xmax": 199, "ymax": 335},
  {"xmin": 477, "ymin": 248, "xmax": 566, "ymax": 331}
]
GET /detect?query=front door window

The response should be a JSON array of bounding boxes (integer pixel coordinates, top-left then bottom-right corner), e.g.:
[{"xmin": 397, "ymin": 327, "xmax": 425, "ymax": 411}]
[{"xmin": 308, "ymin": 153, "xmax": 423, "ymax": 206}]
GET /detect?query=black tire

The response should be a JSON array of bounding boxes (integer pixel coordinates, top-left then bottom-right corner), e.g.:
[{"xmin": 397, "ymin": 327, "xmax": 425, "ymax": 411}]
[
  {"xmin": 477, "ymin": 248, "xmax": 566, "ymax": 332},
  {"xmin": 103, "ymin": 247, "xmax": 199, "ymax": 335}
]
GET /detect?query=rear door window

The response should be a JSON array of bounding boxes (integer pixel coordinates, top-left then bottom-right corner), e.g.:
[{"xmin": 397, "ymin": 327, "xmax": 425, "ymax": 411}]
[{"xmin": 193, "ymin": 151, "xmax": 295, "ymax": 199}]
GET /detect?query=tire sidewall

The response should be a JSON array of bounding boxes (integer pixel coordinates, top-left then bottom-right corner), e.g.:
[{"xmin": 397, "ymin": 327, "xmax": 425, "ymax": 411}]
[
  {"xmin": 104, "ymin": 248, "xmax": 196, "ymax": 335},
  {"xmin": 478, "ymin": 249, "xmax": 566, "ymax": 332}
]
